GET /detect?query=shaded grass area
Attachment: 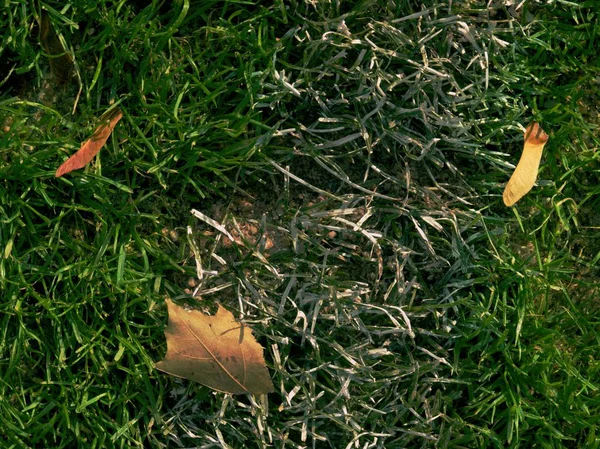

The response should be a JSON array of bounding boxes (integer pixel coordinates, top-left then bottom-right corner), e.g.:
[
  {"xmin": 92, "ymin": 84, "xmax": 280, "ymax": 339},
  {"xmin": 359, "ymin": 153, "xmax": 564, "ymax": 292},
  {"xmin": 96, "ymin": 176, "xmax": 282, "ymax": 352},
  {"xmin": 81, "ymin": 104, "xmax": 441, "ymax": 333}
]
[{"xmin": 1, "ymin": 1, "xmax": 599, "ymax": 448}]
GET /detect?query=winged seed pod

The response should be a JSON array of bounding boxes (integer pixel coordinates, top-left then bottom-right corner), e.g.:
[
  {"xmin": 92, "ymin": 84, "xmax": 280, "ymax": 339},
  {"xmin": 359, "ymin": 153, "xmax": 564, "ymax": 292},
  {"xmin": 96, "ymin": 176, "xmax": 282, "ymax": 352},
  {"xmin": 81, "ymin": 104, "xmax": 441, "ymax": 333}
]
[{"xmin": 503, "ymin": 122, "xmax": 549, "ymax": 207}]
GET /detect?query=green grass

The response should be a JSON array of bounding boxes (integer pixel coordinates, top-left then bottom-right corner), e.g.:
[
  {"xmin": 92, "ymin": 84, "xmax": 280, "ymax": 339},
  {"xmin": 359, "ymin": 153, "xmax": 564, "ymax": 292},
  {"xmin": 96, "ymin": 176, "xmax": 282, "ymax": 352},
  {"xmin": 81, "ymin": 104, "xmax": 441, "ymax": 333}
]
[{"xmin": 1, "ymin": 1, "xmax": 600, "ymax": 448}]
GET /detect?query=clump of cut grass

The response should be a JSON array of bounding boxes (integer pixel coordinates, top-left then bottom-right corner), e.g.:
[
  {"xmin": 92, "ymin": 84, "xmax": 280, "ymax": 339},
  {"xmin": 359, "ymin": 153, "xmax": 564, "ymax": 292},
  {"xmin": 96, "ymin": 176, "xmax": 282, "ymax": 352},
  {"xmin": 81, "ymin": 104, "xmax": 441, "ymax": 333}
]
[{"xmin": 159, "ymin": 1, "xmax": 523, "ymax": 447}]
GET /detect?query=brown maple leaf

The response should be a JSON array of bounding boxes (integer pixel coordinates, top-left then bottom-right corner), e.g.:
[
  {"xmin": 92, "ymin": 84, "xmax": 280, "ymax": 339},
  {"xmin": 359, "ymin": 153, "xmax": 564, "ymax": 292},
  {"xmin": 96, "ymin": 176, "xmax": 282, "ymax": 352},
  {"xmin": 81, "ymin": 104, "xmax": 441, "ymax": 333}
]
[{"xmin": 155, "ymin": 299, "xmax": 274, "ymax": 395}]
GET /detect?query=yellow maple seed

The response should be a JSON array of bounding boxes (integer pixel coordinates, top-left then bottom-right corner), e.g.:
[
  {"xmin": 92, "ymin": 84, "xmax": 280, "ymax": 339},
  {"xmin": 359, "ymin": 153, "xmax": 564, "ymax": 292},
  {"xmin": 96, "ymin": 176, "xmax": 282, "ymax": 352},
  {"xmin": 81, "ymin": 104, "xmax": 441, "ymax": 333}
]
[{"xmin": 503, "ymin": 122, "xmax": 549, "ymax": 207}]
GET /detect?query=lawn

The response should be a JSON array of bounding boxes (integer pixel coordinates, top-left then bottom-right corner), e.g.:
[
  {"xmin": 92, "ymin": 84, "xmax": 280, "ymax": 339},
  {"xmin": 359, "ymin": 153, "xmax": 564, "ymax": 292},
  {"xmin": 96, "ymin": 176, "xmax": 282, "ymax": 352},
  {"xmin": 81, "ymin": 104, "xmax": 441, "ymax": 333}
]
[{"xmin": 1, "ymin": 1, "xmax": 599, "ymax": 448}]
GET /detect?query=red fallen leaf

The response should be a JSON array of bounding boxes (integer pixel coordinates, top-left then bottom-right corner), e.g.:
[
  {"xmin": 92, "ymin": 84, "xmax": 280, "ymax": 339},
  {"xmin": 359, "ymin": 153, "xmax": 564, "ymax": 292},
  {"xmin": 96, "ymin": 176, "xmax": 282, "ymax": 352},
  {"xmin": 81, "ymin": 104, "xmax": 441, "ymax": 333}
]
[{"xmin": 55, "ymin": 108, "xmax": 123, "ymax": 177}]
